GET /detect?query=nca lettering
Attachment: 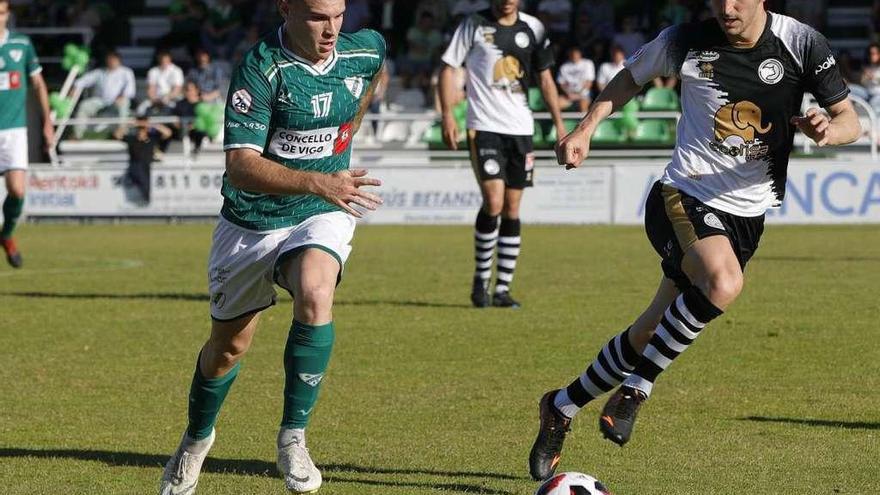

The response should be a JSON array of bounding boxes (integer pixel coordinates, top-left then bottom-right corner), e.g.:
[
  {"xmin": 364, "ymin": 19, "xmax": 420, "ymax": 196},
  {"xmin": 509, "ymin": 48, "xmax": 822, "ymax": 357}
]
[{"xmin": 814, "ymin": 55, "xmax": 836, "ymax": 75}]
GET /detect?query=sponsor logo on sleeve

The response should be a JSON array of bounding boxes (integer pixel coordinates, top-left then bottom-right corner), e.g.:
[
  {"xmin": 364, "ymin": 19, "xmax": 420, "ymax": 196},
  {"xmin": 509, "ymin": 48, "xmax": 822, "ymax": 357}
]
[
  {"xmin": 231, "ymin": 88, "xmax": 253, "ymax": 114},
  {"xmin": 0, "ymin": 71, "xmax": 21, "ymax": 91},
  {"xmin": 814, "ymin": 55, "xmax": 836, "ymax": 75}
]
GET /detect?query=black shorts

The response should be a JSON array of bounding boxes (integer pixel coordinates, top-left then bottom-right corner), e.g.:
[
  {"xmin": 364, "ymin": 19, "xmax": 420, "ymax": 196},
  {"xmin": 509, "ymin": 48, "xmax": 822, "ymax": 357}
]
[
  {"xmin": 467, "ymin": 130, "xmax": 535, "ymax": 189},
  {"xmin": 644, "ymin": 181, "xmax": 765, "ymax": 291}
]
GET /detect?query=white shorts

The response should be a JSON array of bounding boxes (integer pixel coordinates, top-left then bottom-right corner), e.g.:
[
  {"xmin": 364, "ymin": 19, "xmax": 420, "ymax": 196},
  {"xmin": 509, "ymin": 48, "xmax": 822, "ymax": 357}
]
[
  {"xmin": 0, "ymin": 128, "xmax": 29, "ymax": 174},
  {"xmin": 207, "ymin": 211, "xmax": 356, "ymax": 321}
]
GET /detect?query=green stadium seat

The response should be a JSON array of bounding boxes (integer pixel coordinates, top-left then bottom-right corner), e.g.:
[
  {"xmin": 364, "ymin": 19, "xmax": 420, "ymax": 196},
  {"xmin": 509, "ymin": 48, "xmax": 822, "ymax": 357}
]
[
  {"xmin": 632, "ymin": 119, "xmax": 674, "ymax": 145},
  {"xmin": 592, "ymin": 120, "xmax": 626, "ymax": 144},
  {"xmin": 533, "ymin": 122, "xmax": 547, "ymax": 148},
  {"xmin": 528, "ymin": 87, "xmax": 546, "ymax": 111},
  {"xmin": 641, "ymin": 87, "xmax": 680, "ymax": 111},
  {"xmin": 423, "ymin": 123, "xmax": 467, "ymax": 149}
]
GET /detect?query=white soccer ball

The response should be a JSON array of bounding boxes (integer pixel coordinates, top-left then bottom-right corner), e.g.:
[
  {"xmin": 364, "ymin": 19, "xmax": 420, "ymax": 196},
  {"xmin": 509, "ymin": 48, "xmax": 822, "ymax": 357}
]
[{"xmin": 534, "ymin": 472, "xmax": 612, "ymax": 495}]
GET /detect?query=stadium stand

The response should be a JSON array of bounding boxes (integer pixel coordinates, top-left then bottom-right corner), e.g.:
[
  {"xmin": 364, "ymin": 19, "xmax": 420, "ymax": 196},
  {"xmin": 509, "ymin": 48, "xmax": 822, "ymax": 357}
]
[{"xmin": 6, "ymin": 0, "xmax": 880, "ymax": 164}]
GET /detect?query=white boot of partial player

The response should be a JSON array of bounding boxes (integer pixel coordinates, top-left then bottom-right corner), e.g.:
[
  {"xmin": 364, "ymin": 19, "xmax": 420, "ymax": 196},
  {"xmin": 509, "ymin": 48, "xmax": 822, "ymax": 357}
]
[
  {"xmin": 159, "ymin": 429, "xmax": 215, "ymax": 495},
  {"xmin": 277, "ymin": 428, "xmax": 322, "ymax": 493}
]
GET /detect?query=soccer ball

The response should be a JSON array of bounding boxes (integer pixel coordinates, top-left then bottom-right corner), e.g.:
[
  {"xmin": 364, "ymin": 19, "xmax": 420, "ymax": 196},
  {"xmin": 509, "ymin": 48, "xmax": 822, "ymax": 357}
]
[{"xmin": 534, "ymin": 472, "xmax": 612, "ymax": 495}]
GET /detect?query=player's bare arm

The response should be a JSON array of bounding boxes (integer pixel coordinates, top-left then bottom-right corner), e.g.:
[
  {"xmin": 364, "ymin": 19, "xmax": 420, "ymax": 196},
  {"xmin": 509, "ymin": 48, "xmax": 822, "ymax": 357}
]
[
  {"xmin": 225, "ymin": 149, "xmax": 383, "ymax": 217},
  {"xmin": 556, "ymin": 68, "xmax": 642, "ymax": 169},
  {"xmin": 791, "ymin": 99, "xmax": 861, "ymax": 147},
  {"xmin": 438, "ymin": 63, "xmax": 460, "ymax": 150},
  {"xmin": 538, "ymin": 68, "xmax": 566, "ymax": 140},
  {"xmin": 30, "ymin": 72, "xmax": 54, "ymax": 151},
  {"xmin": 351, "ymin": 63, "xmax": 383, "ymax": 135}
]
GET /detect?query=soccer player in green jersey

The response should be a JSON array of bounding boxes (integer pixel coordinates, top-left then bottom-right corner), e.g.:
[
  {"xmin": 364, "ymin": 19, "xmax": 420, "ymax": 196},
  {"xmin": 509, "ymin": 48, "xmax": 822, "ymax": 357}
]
[
  {"xmin": 0, "ymin": 0, "xmax": 54, "ymax": 268},
  {"xmin": 159, "ymin": 1, "xmax": 385, "ymax": 494}
]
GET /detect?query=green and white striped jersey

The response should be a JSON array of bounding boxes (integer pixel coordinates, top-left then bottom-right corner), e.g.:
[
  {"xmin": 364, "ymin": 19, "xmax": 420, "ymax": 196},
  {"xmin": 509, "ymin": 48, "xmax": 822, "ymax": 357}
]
[
  {"xmin": 0, "ymin": 30, "xmax": 41, "ymax": 131},
  {"xmin": 222, "ymin": 26, "xmax": 386, "ymax": 231}
]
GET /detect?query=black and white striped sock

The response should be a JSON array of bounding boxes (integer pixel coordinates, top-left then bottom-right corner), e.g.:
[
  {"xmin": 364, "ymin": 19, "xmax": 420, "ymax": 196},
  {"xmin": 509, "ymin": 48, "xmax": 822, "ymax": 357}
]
[
  {"xmin": 624, "ymin": 288, "xmax": 723, "ymax": 397},
  {"xmin": 474, "ymin": 210, "xmax": 499, "ymax": 283},
  {"xmin": 553, "ymin": 328, "xmax": 640, "ymax": 418},
  {"xmin": 495, "ymin": 218, "xmax": 521, "ymax": 294}
]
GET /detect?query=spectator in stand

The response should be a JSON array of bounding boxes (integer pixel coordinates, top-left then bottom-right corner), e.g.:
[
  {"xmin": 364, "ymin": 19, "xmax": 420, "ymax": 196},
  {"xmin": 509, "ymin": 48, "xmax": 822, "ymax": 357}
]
[
  {"xmin": 113, "ymin": 115, "xmax": 173, "ymax": 202},
  {"xmin": 187, "ymin": 48, "xmax": 226, "ymax": 103},
  {"xmin": 200, "ymin": 0, "xmax": 243, "ymax": 60},
  {"xmin": 577, "ymin": 0, "xmax": 615, "ymax": 41},
  {"xmin": 596, "ymin": 44, "xmax": 625, "ymax": 93},
  {"xmin": 612, "ymin": 16, "xmax": 645, "ymax": 57},
  {"xmin": 537, "ymin": 0, "xmax": 573, "ymax": 42},
  {"xmin": 660, "ymin": 0, "xmax": 690, "ymax": 27},
  {"xmin": 862, "ymin": 44, "xmax": 880, "ymax": 108},
  {"xmin": 73, "ymin": 51, "xmax": 136, "ymax": 139},
  {"xmin": 137, "ymin": 50, "xmax": 185, "ymax": 116},
  {"xmin": 557, "ymin": 46, "xmax": 595, "ymax": 112},
  {"xmin": 573, "ymin": 11, "xmax": 601, "ymax": 54},
  {"xmin": 415, "ymin": 0, "xmax": 448, "ymax": 37},
  {"xmin": 159, "ymin": 0, "xmax": 207, "ymax": 53},
  {"xmin": 233, "ymin": 25, "xmax": 261, "ymax": 65},
  {"xmin": 172, "ymin": 81, "xmax": 209, "ymax": 158},
  {"xmin": 67, "ymin": 0, "xmax": 101, "ymax": 31},
  {"xmin": 451, "ymin": 0, "xmax": 489, "ymax": 24},
  {"xmin": 341, "ymin": 0, "xmax": 371, "ymax": 32},
  {"xmin": 401, "ymin": 11, "xmax": 443, "ymax": 97}
]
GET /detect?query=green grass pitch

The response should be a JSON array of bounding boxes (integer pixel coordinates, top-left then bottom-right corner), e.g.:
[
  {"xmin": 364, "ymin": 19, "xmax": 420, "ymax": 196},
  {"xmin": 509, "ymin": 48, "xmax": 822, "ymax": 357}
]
[{"xmin": 1, "ymin": 223, "xmax": 879, "ymax": 494}]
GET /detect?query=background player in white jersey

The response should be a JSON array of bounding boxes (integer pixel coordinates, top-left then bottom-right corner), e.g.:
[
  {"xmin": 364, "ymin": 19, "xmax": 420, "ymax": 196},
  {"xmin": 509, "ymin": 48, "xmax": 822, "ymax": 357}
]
[
  {"xmin": 0, "ymin": 0, "xmax": 54, "ymax": 268},
  {"xmin": 528, "ymin": 0, "xmax": 861, "ymax": 481},
  {"xmin": 439, "ymin": 0, "xmax": 565, "ymax": 309},
  {"xmin": 159, "ymin": 1, "xmax": 385, "ymax": 493}
]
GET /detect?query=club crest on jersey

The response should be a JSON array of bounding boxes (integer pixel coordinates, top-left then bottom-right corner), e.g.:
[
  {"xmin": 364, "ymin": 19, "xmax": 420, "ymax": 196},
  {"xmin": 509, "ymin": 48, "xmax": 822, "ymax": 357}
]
[
  {"xmin": 344, "ymin": 76, "xmax": 365, "ymax": 98},
  {"xmin": 698, "ymin": 62, "xmax": 714, "ymax": 79},
  {"xmin": 758, "ymin": 58, "xmax": 784, "ymax": 85},
  {"xmin": 515, "ymin": 32, "xmax": 531, "ymax": 48},
  {"xmin": 231, "ymin": 89, "xmax": 252, "ymax": 114},
  {"xmin": 710, "ymin": 100, "xmax": 771, "ymax": 160},
  {"xmin": 9, "ymin": 49, "xmax": 22, "ymax": 63}
]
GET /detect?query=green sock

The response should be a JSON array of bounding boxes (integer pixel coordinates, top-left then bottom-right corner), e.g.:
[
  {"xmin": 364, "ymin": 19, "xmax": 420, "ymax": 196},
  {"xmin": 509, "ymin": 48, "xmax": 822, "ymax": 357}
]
[
  {"xmin": 186, "ymin": 355, "xmax": 240, "ymax": 440},
  {"xmin": 281, "ymin": 320, "xmax": 335, "ymax": 429},
  {"xmin": 1, "ymin": 195, "xmax": 24, "ymax": 239}
]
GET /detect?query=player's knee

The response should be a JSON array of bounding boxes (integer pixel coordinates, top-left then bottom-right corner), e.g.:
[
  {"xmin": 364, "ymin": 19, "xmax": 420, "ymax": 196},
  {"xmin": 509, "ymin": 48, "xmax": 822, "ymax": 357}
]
[
  {"xmin": 482, "ymin": 199, "xmax": 503, "ymax": 217},
  {"xmin": 501, "ymin": 201, "xmax": 520, "ymax": 219},
  {"xmin": 7, "ymin": 185, "xmax": 24, "ymax": 199},
  {"xmin": 297, "ymin": 283, "xmax": 335, "ymax": 322},
  {"xmin": 700, "ymin": 269, "xmax": 743, "ymax": 309}
]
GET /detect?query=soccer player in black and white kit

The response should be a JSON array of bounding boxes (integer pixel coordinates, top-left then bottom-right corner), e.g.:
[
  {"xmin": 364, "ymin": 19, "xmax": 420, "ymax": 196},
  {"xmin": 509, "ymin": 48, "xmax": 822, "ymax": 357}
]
[
  {"xmin": 528, "ymin": 0, "xmax": 861, "ymax": 480},
  {"xmin": 439, "ymin": 0, "xmax": 565, "ymax": 308}
]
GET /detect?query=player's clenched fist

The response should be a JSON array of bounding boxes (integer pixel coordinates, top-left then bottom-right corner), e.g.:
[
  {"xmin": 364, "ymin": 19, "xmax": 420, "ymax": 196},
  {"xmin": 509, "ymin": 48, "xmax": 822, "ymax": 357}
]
[
  {"xmin": 315, "ymin": 169, "xmax": 383, "ymax": 218},
  {"xmin": 555, "ymin": 128, "xmax": 592, "ymax": 170},
  {"xmin": 791, "ymin": 108, "xmax": 831, "ymax": 147}
]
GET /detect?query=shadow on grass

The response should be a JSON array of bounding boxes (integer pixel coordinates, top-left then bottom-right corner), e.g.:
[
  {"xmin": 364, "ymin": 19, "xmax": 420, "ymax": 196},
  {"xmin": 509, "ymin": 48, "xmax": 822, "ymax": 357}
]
[
  {"xmin": 741, "ymin": 416, "xmax": 880, "ymax": 430},
  {"xmin": 0, "ymin": 291, "xmax": 470, "ymax": 308},
  {"xmin": 0, "ymin": 448, "xmax": 520, "ymax": 493}
]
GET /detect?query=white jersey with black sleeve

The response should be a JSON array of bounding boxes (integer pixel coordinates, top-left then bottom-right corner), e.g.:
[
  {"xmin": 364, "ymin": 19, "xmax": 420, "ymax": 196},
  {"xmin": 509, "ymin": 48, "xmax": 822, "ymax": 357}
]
[
  {"xmin": 625, "ymin": 12, "xmax": 850, "ymax": 217},
  {"xmin": 441, "ymin": 10, "xmax": 555, "ymax": 136}
]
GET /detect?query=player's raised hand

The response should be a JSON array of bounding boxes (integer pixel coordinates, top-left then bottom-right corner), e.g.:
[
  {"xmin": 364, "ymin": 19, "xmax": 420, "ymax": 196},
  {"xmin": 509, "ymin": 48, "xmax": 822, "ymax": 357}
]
[
  {"xmin": 791, "ymin": 108, "xmax": 831, "ymax": 146},
  {"xmin": 317, "ymin": 169, "xmax": 383, "ymax": 218},
  {"xmin": 555, "ymin": 128, "xmax": 592, "ymax": 170},
  {"xmin": 441, "ymin": 113, "xmax": 460, "ymax": 151}
]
